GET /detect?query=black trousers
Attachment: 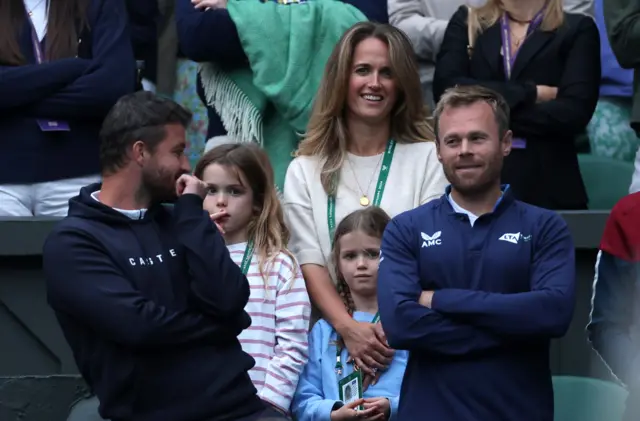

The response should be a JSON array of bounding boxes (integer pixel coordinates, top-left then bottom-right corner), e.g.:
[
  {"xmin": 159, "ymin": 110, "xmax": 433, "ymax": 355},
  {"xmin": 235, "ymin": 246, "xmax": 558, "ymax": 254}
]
[
  {"xmin": 233, "ymin": 406, "xmax": 291, "ymax": 421},
  {"xmin": 66, "ymin": 395, "xmax": 291, "ymax": 421}
]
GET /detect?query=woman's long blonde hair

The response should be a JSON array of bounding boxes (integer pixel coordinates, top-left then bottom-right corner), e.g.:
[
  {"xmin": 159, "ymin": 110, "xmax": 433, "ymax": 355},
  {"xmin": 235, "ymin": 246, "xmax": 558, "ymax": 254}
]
[
  {"xmin": 296, "ymin": 22, "xmax": 434, "ymax": 195},
  {"xmin": 194, "ymin": 144, "xmax": 297, "ymax": 286},
  {"xmin": 468, "ymin": 0, "xmax": 564, "ymax": 42}
]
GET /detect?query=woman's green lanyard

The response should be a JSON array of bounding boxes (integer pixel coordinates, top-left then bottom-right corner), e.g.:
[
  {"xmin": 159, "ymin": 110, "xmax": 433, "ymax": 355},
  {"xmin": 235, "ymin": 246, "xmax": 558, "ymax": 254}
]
[
  {"xmin": 335, "ymin": 312, "xmax": 380, "ymax": 376},
  {"xmin": 240, "ymin": 240, "xmax": 255, "ymax": 275},
  {"xmin": 327, "ymin": 140, "xmax": 396, "ymax": 240}
]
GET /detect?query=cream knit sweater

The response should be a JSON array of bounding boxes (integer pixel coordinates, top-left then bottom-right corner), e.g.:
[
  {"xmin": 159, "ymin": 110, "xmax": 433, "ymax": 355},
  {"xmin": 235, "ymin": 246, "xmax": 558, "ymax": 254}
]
[{"xmin": 283, "ymin": 141, "xmax": 448, "ymax": 282}]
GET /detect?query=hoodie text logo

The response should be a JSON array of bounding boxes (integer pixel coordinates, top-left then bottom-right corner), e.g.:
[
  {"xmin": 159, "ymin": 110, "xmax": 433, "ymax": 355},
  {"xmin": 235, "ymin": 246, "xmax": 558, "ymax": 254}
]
[{"xmin": 129, "ymin": 249, "xmax": 177, "ymax": 266}]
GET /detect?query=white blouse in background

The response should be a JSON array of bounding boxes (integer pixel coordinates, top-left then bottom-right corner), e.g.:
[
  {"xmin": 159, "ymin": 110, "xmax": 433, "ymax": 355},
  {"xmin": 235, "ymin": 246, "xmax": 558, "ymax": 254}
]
[{"xmin": 23, "ymin": 0, "xmax": 48, "ymax": 41}]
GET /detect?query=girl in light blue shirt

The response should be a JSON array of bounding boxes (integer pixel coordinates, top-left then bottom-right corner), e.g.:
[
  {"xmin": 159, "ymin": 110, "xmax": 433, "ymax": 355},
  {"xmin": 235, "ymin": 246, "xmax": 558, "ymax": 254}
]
[{"xmin": 292, "ymin": 207, "xmax": 407, "ymax": 421}]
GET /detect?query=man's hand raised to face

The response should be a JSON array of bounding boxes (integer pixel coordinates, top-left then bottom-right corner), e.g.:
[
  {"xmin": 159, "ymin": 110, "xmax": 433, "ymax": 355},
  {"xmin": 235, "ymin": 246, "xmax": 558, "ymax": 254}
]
[{"xmin": 176, "ymin": 174, "xmax": 208, "ymax": 199}]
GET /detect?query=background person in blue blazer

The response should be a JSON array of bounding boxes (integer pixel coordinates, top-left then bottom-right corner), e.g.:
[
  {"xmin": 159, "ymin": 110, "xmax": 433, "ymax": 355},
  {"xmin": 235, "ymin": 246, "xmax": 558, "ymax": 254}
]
[
  {"xmin": 377, "ymin": 85, "xmax": 576, "ymax": 421},
  {"xmin": 292, "ymin": 207, "xmax": 407, "ymax": 421},
  {"xmin": 0, "ymin": 0, "xmax": 136, "ymax": 216}
]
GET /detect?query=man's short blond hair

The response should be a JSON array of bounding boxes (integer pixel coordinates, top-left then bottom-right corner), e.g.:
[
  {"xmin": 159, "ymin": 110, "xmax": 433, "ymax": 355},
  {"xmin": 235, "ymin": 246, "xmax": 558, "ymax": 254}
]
[{"xmin": 433, "ymin": 85, "xmax": 510, "ymax": 142}]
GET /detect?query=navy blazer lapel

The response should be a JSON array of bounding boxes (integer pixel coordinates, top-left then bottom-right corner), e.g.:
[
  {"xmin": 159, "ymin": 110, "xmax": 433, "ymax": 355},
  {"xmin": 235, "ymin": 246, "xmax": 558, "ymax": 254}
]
[
  {"xmin": 474, "ymin": 22, "xmax": 503, "ymax": 76},
  {"xmin": 510, "ymin": 29, "xmax": 555, "ymax": 80}
]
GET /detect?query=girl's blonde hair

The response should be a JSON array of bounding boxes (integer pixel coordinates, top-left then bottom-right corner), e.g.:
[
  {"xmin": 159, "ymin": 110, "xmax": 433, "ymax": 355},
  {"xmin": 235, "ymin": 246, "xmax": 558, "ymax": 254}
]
[
  {"xmin": 296, "ymin": 21, "xmax": 435, "ymax": 195},
  {"xmin": 468, "ymin": 0, "xmax": 564, "ymax": 47},
  {"xmin": 194, "ymin": 143, "xmax": 297, "ymax": 286},
  {"xmin": 331, "ymin": 207, "xmax": 391, "ymax": 321}
]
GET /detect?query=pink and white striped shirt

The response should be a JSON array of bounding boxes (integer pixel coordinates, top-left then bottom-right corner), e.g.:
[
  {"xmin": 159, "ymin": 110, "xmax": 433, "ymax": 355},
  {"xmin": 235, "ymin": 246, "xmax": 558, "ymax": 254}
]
[{"xmin": 227, "ymin": 242, "xmax": 311, "ymax": 413}]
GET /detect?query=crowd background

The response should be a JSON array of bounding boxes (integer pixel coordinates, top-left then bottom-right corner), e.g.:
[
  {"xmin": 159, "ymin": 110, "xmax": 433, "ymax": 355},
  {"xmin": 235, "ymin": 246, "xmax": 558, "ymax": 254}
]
[
  {"xmin": 0, "ymin": 0, "xmax": 637, "ymax": 217},
  {"xmin": 2, "ymin": 0, "xmax": 640, "ymax": 420}
]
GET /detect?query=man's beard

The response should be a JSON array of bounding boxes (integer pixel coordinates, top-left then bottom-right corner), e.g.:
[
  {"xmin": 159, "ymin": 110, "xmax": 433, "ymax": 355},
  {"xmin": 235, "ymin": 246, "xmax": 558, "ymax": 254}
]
[
  {"xmin": 140, "ymin": 166, "xmax": 185, "ymax": 205},
  {"xmin": 443, "ymin": 158, "xmax": 503, "ymax": 199}
]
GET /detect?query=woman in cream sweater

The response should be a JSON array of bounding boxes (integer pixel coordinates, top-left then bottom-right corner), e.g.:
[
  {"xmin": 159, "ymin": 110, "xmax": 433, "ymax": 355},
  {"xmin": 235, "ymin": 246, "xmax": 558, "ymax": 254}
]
[{"xmin": 283, "ymin": 21, "xmax": 448, "ymax": 382}]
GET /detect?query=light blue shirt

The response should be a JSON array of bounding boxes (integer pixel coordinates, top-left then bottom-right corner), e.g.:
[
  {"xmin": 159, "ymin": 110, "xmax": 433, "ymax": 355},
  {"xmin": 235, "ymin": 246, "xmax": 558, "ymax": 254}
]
[
  {"xmin": 446, "ymin": 184, "xmax": 508, "ymax": 226},
  {"xmin": 291, "ymin": 311, "xmax": 408, "ymax": 421}
]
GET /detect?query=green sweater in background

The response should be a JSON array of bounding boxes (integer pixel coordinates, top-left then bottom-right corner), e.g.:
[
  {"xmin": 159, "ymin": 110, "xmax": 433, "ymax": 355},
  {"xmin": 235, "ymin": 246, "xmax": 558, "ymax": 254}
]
[{"xmin": 199, "ymin": 0, "xmax": 367, "ymax": 190}]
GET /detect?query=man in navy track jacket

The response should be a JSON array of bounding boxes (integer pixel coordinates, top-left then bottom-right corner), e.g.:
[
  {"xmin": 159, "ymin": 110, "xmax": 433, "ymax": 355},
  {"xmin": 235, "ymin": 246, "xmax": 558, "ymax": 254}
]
[{"xmin": 377, "ymin": 85, "xmax": 576, "ymax": 421}]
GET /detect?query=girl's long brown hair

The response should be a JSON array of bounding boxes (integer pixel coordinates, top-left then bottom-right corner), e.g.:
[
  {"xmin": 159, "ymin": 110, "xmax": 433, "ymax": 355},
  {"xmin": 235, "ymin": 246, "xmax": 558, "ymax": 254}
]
[
  {"xmin": 0, "ymin": 0, "xmax": 90, "ymax": 66},
  {"xmin": 331, "ymin": 207, "xmax": 390, "ymax": 348},
  {"xmin": 295, "ymin": 22, "xmax": 435, "ymax": 195},
  {"xmin": 194, "ymin": 143, "xmax": 298, "ymax": 286}
]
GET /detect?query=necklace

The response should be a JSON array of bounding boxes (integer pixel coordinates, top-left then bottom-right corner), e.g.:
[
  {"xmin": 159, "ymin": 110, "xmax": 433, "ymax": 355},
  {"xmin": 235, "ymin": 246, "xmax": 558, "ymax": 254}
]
[
  {"xmin": 327, "ymin": 140, "xmax": 396, "ymax": 240},
  {"xmin": 511, "ymin": 26, "xmax": 534, "ymax": 48},
  {"xmin": 27, "ymin": 0, "xmax": 46, "ymax": 17},
  {"xmin": 511, "ymin": 31, "xmax": 524, "ymax": 48},
  {"xmin": 347, "ymin": 153, "xmax": 383, "ymax": 207}
]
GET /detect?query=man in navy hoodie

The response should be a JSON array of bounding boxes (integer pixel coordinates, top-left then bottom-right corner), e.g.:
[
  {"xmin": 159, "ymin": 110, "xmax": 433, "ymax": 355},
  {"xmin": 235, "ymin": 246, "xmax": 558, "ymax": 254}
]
[
  {"xmin": 377, "ymin": 85, "xmax": 576, "ymax": 421},
  {"xmin": 43, "ymin": 91, "xmax": 289, "ymax": 421}
]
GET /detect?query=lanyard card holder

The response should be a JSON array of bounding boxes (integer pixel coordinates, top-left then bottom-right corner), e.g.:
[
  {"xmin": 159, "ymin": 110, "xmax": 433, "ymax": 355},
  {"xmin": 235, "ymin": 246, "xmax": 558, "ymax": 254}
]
[
  {"xmin": 338, "ymin": 370, "xmax": 364, "ymax": 410},
  {"xmin": 37, "ymin": 120, "xmax": 70, "ymax": 131}
]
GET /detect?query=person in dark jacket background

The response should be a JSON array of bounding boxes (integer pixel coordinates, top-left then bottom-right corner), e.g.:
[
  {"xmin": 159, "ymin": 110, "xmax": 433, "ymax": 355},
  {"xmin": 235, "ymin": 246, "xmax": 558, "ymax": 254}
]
[
  {"xmin": 602, "ymin": 0, "xmax": 640, "ymax": 193},
  {"xmin": 586, "ymin": 0, "xmax": 637, "ymax": 163},
  {"xmin": 433, "ymin": 0, "xmax": 600, "ymax": 210},
  {"xmin": 125, "ymin": 0, "xmax": 159, "ymax": 90},
  {"xmin": 43, "ymin": 92, "xmax": 289, "ymax": 421},
  {"xmin": 0, "ymin": 0, "xmax": 135, "ymax": 216}
]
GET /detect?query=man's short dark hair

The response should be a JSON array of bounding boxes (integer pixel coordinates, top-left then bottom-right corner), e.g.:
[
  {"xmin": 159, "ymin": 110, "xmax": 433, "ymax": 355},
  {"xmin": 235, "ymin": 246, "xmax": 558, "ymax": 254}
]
[
  {"xmin": 99, "ymin": 91, "xmax": 192, "ymax": 175},
  {"xmin": 433, "ymin": 85, "xmax": 510, "ymax": 142}
]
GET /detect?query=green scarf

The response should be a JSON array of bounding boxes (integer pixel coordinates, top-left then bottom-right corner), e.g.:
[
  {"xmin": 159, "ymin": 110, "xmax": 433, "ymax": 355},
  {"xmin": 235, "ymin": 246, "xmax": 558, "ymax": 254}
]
[{"xmin": 199, "ymin": 0, "xmax": 367, "ymax": 189}]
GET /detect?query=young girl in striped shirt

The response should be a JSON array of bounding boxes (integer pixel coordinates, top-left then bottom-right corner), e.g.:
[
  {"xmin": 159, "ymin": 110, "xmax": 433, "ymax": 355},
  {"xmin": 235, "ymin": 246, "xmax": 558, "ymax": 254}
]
[{"xmin": 195, "ymin": 143, "xmax": 311, "ymax": 415}]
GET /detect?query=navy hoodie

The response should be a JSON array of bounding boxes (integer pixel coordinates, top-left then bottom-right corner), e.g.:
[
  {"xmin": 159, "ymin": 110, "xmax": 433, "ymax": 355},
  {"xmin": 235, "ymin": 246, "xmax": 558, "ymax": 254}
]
[
  {"xmin": 43, "ymin": 184, "xmax": 264, "ymax": 421},
  {"xmin": 0, "ymin": 0, "xmax": 135, "ymax": 184},
  {"xmin": 377, "ymin": 187, "xmax": 576, "ymax": 421}
]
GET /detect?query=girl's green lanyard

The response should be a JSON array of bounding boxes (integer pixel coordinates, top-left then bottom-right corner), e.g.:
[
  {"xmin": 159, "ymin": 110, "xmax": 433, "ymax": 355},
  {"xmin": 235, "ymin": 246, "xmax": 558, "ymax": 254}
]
[
  {"xmin": 240, "ymin": 240, "xmax": 255, "ymax": 275},
  {"xmin": 327, "ymin": 140, "xmax": 396, "ymax": 241},
  {"xmin": 335, "ymin": 312, "xmax": 380, "ymax": 377}
]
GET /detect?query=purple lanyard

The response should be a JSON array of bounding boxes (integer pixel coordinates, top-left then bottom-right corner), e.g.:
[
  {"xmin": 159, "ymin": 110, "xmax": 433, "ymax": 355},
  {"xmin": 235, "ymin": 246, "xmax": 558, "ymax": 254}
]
[
  {"xmin": 27, "ymin": 9, "xmax": 72, "ymax": 131},
  {"xmin": 500, "ymin": 9, "xmax": 544, "ymax": 80},
  {"xmin": 27, "ymin": 14, "xmax": 45, "ymax": 64}
]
